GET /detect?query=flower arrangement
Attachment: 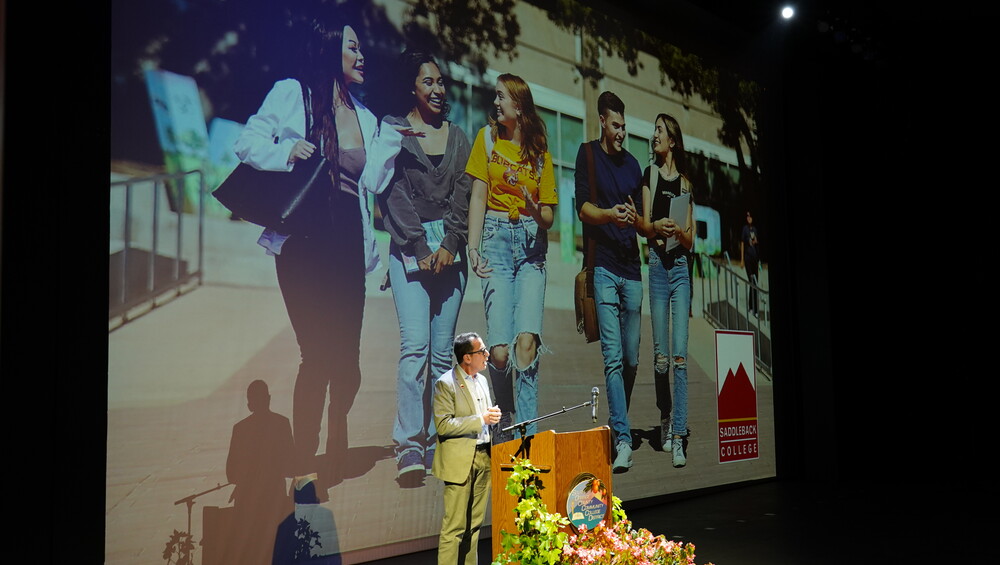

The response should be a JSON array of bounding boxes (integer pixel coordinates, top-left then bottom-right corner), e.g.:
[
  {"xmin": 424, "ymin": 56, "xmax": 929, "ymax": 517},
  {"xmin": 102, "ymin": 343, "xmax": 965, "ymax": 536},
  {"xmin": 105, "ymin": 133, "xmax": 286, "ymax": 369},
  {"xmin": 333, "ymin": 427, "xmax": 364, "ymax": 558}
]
[
  {"xmin": 492, "ymin": 458, "xmax": 712, "ymax": 565},
  {"xmin": 562, "ymin": 506, "xmax": 710, "ymax": 565}
]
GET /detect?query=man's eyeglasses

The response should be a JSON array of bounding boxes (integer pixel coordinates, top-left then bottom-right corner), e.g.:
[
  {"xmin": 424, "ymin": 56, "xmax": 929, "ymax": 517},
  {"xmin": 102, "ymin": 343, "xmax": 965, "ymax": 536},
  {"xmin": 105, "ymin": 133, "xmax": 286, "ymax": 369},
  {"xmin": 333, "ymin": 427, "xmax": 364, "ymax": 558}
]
[{"xmin": 470, "ymin": 348, "xmax": 489, "ymax": 357}]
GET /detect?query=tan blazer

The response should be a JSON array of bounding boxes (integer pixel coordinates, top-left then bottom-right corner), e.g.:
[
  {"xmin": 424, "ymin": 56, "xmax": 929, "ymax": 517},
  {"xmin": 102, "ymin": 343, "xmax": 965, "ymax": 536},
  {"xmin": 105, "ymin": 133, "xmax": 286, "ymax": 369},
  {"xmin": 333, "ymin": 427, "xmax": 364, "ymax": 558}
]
[{"xmin": 431, "ymin": 367, "xmax": 490, "ymax": 484}]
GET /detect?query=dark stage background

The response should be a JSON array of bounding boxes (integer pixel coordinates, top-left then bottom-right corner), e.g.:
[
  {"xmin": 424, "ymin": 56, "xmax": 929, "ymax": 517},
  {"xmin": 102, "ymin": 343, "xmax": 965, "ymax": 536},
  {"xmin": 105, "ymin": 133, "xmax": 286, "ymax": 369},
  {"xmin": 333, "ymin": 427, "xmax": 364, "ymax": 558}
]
[{"xmin": 1, "ymin": 0, "xmax": 988, "ymax": 562}]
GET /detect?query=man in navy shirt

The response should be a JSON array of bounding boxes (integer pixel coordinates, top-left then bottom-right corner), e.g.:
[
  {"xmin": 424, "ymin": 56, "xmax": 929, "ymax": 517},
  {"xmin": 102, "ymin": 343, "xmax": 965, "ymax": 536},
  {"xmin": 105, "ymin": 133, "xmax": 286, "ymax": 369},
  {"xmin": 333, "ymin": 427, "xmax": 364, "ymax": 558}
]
[{"xmin": 575, "ymin": 92, "xmax": 644, "ymax": 473}]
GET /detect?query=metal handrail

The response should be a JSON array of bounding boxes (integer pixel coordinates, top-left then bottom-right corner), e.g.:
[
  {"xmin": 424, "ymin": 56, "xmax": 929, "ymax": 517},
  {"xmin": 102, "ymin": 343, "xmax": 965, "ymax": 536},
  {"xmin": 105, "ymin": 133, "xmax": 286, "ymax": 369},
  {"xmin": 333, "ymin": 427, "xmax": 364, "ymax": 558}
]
[
  {"xmin": 109, "ymin": 169, "xmax": 205, "ymax": 329},
  {"xmin": 700, "ymin": 253, "xmax": 771, "ymax": 379}
]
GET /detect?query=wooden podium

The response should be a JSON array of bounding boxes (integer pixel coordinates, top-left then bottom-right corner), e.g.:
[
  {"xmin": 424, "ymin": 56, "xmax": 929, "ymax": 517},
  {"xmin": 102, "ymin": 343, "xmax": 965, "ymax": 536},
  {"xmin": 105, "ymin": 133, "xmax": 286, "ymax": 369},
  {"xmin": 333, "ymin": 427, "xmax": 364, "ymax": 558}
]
[{"xmin": 490, "ymin": 426, "xmax": 613, "ymax": 559}]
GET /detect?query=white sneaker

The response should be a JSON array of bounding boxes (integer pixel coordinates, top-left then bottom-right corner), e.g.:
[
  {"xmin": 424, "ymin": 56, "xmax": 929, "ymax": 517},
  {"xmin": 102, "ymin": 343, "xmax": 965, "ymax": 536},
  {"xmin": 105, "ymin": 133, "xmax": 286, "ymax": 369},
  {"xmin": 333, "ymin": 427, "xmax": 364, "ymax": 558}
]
[
  {"xmin": 661, "ymin": 419, "xmax": 672, "ymax": 452},
  {"xmin": 613, "ymin": 441, "xmax": 633, "ymax": 473},
  {"xmin": 671, "ymin": 437, "xmax": 686, "ymax": 467}
]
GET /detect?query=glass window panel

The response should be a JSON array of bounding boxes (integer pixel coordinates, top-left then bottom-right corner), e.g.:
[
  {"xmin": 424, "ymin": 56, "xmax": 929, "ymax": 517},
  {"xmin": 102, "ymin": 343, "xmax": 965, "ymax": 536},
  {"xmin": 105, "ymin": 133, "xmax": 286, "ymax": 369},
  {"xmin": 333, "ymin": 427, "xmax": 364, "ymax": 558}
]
[
  {"xmin": 558, "ymin": 165, "xmax": 577, "ymax": 217},
  {"xmin": 468, "ymin": 84, "xmax": 494, "ymax": 132},
  {"xmin": 538, "ymin": 107, "xmax": 560, "ymax": 164},
  {"xmin": 559, "ymin": 115, "xmax": 584, "ymax": 164},
  {"xmin": 628, "ymin": 134, "xmax": 650, "ymax": 164},
  {"xmin": 539, "ymin": 107, "xmax": 557, "ymax": 136},
  {"xmin": 555, "ymin": 164, "xmax": 580, "ymax": 260},
  {"xmin": 447, "ymin": 82, "xmax": 471, "ymax": 136}
]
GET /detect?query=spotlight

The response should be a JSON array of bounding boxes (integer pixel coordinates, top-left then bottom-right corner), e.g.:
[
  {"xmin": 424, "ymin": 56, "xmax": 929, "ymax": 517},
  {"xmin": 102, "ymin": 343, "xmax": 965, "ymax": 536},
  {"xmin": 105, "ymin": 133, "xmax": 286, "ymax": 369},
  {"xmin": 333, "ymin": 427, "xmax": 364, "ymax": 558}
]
[{"xmin": 781, "ymin": 6, "xmax": 795, "ymax": 19}]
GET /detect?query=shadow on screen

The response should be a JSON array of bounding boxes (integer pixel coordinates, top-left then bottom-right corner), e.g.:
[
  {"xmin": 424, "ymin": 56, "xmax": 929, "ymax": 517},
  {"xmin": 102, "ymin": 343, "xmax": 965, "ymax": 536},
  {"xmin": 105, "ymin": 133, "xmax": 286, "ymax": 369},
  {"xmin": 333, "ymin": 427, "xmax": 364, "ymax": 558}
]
[
  {"xmin": 632, "ymin": 426, "xmax": 668, "ymax": 452},
  {"xmin": 272, "ymin": 478, "xmax": 343, "ymax": 565},
  {"xmin": 200, "ymin": 379, "xmax": 297, "ymax": 565},
  {"xmin": 327, "ymin": 444, "xmax": 395, "ymax": 484}
]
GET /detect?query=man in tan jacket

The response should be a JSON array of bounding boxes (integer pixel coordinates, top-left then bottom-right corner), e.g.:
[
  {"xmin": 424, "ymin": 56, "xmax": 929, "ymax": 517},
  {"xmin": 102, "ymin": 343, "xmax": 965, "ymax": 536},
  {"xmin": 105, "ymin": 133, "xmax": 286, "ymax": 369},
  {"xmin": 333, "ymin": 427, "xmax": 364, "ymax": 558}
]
[{"xmin": 432, "ymin": 332, "xmax": 502, "ymax": 564}]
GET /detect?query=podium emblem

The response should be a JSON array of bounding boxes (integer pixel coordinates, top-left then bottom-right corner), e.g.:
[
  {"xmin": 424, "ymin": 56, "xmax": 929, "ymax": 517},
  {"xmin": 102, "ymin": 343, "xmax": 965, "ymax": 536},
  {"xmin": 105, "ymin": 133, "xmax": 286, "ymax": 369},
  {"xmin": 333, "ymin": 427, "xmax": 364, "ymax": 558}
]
[{"xmin": 565, "ymin": 474, "xmax": 608, "ymax": 531}]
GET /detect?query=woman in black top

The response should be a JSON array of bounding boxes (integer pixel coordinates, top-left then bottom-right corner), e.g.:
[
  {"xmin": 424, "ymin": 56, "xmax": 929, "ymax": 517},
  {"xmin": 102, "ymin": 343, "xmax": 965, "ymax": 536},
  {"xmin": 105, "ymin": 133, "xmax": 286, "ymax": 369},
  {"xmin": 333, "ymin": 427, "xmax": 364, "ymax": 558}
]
[{"xmin": 639, "ymin": 113, "xmax": 695, "ymax": 468}]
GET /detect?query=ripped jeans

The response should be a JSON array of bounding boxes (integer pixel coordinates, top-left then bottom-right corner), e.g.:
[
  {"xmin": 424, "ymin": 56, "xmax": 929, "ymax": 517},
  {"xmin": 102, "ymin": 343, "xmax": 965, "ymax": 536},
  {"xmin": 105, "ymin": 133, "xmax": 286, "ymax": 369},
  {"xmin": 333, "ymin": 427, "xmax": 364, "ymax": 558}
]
[
  {"xmin": 648, "ymin": 250, "xmax": 690, "ymax": 437},
  {"xmin": 480, "ymin": 214, "xmax": 547, "ymax": 436}
]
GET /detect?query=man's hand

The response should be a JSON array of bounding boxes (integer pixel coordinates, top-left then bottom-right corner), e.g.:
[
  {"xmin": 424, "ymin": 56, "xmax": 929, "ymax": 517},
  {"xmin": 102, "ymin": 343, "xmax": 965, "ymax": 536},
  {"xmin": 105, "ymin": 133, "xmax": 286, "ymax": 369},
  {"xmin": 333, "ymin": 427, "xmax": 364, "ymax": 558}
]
[
  {"xmin": 608, "ymin": 203, "xmax": 636, "ymax": 228},
  {"xmin": 484, "ymin": 405, "xmax": 502, "ymax": 426},
  {"xmin": 623, "ymin": 196, "xmax": 638, "ymax": 225}
]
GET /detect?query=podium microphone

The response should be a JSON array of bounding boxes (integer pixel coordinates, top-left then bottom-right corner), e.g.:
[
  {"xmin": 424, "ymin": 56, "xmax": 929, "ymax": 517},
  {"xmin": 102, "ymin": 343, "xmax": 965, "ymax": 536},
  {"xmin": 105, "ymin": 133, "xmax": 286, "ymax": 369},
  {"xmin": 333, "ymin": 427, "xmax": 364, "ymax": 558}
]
[{"xmin": 591, "ymin": 387, "xmax": 599, "ymax": 423}]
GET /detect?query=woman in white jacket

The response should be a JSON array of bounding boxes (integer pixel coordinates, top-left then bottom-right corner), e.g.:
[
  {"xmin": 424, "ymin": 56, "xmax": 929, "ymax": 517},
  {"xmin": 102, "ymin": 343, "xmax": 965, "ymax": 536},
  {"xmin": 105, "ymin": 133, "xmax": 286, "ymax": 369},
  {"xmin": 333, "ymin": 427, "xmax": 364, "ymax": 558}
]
[{"xmin": 233, "ymin": 20, "xmax": 412, "ymax": 482}]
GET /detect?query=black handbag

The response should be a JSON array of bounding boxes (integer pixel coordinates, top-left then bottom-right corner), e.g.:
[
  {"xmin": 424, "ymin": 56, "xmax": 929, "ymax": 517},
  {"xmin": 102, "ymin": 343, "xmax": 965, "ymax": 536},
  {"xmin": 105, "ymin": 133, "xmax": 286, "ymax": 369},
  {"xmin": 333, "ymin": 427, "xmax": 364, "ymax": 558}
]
[{"xmin": 213, "ymin": 83, "xmax": 330, "ymax": 234}]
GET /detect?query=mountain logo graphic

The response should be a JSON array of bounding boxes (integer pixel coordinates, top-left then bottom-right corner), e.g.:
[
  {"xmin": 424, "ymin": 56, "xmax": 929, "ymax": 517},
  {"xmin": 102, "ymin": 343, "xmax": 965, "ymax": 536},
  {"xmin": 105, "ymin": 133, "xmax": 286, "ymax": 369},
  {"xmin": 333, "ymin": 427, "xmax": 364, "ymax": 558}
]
[
  {"xmin": 719, "ymin": 362, "xmax": 757, "ymax": 420},
  {"xmin": 718, "ymin": 362, "xmax": 759, "ymax": 463}
]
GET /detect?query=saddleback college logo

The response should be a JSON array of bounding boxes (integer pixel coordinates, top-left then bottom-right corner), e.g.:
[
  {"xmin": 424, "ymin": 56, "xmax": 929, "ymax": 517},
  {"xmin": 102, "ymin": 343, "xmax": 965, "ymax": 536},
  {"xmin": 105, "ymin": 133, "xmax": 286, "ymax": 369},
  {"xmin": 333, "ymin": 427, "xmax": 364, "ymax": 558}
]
[{"xmin": 715, "ymin": 331, "xmax": 758, "ymax": 463}]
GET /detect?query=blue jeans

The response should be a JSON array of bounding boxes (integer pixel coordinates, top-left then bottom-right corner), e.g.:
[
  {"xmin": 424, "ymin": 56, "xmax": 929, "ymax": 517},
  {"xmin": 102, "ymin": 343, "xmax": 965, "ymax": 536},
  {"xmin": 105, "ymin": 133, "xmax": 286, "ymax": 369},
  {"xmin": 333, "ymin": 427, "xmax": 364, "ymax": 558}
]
[
  {"xmin": 593, "ymin": 266, "xmax": 642, "ymax": 446},
  {"xmin": 480, "ymin": 215, "xmax": 547, "ymax": 435},
  {"xmin": 389, "ymin": 248, "xmax": 467, "ymax": 459},
  {"xmin": 648, "ymin": 250, "xmax": 690, "ymax": 437}
]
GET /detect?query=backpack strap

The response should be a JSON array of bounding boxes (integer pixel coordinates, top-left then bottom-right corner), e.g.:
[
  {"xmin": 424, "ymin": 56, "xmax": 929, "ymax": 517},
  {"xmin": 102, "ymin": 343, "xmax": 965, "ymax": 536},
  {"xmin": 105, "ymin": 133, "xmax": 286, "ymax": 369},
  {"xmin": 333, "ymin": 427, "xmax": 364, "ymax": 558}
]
[
  {"xmin": 484, "ymin": 126, "xmax": 544, "ymax": 181},
  {"xmin": 584, "ymin": 142, "xmax": 597, "ymax": 271},
  {"xmin": 483, "ymin": 126, "xmax": 494, "ymax": 158}
]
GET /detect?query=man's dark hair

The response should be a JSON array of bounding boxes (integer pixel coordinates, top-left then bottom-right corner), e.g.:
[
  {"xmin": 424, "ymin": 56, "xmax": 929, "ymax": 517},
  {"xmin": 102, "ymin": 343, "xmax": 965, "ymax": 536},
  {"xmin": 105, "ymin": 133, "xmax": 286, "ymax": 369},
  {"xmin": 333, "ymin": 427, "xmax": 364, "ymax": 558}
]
[
  {"xmin": 597, "ymin": 91, "xmax": 625, "ymax": 117},
  {"xmin": 453, "ymin": 332, "xmax": 482, "ymax": 361}
]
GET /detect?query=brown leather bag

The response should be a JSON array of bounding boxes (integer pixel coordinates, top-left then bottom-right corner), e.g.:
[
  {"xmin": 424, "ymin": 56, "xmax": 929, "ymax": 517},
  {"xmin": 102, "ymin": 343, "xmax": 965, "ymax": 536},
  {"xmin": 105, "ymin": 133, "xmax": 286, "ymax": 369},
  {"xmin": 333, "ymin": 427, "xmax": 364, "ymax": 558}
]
[
  {"xmin": 575, "ymin": 142, "xmax": 600, "ymax": 343},
  {"xmin": 575, "ymin": 268, "xmax": 599, "ymax": 342}
]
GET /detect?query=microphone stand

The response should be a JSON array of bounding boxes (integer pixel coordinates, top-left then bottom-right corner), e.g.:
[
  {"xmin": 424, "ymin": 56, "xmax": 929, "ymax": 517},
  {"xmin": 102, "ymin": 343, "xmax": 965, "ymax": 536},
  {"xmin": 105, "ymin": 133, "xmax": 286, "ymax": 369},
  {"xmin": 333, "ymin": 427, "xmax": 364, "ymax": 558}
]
[
  {"xmin": 501, "ymin": 397, "xmax": 597, "ymax": 460},
  {"xmin": 174, "ymin": 482, "xmax": 233, "ymax": 538},
  {"xmin": 163, "ymin": 482, "xmax": 232, "ymax": 565}
]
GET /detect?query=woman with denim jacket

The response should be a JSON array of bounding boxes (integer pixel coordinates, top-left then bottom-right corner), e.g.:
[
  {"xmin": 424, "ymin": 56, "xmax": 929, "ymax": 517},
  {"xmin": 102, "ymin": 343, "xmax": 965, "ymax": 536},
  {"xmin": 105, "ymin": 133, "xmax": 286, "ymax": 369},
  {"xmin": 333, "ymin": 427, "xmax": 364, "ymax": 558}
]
[
  {"xmin": 377, "ymin": 51, "xmax": 473, "ymax": 482},
  {"xmin": 464, "ymin": 73, "xmax": 558, "ymax": 441},
  {"xmin": 638, "ymin": 113, "xmax": 694, "ymax": 468}
]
